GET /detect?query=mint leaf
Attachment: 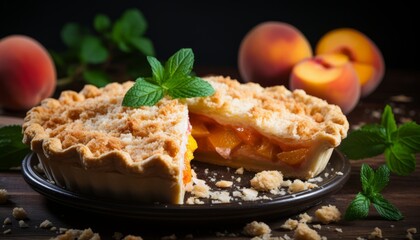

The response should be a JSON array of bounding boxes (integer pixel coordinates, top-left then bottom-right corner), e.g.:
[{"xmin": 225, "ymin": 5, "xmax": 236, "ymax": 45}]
[
  {"xmin": 393, "ymin": 122, "xmax": 420, "ymax": 153},
  {"xmin": 360, "ymin": 164, "xmax": 375, "ymax": 194},
  {"xmin": 79, "ymin": 36, "xmax": 108, "ymax": 64},
  {"xmin": 119, "ymin": 8, "xmax": 147, "ymax": 37},
  {"xmin": 0, "ymin": 125, "xmax": 31, "ymax": 170},
  {"xmin": 147, "ymin": 56, "xmax": 164, "ymax": 85},
  {"xmin": 61, "ymin": 23, "xmax": 85, "ymax": 48},
  {"xmin": 381, "ymin": 105, "xmax": 397, "ymax": 141},
  {"xmin": 166, "ymin": 76, "xmax": 215, "ymax": 99},
  {"xmin": 94, "ymin": 14, "xmax": 111, "ymax": 33},
  {"xmin": 164, "ymin": 48, "xmax": 194, "ymax": 80},
  {"xmin": 123, "ymin": 48, "xmax": 215, "ymax": 108},
  {"xmin": 122, "ymin": 78, "xmax": 164, "ymax": 107},
  {"xmin": 372, "ymin": 193, "xmax": 404, "ymax": 221},
  {"xmin": 83, "ymin": 69, "xmax": 111, "ymax": 87},
  {"xmin": 371, "ymin": 165, "xmax": 390, "ymax": 193},
  {"xmin": 385, "ymin": 143, "xmax": 416, "ymax": 176},
  {"xmin": 344, "ymin": 193, "xmax": 370, "ymax": 220},
  {"xmin": 130, "ymin": 37, "xmax": 155, "ymax": 56},
  {"xmin": 339, "ymin": 126, "xmax": 387, "ymax": 160}
]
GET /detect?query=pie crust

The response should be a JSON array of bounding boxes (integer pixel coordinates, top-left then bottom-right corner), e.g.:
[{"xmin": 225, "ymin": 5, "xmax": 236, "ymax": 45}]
[
  {"xmin": 187, "ymin": 76, "xmax": 349, "ymax": 179},
  {"xmin": 23, "ymin": 82, "xmax": 189, "ymax": 204}
]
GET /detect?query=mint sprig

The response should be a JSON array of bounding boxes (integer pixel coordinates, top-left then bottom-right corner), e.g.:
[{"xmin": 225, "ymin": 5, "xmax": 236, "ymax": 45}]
[
  {"xmin": 122, "ymin": 48, "xmax": 215, "ymax": 107},
  {"xmin": 340, "ymin": 105, "xmax": 420, "ymax": 175},
  {"xmin": 0, "ymin": 125, "xmax": 30, "ymax": 170},
  {"xmin": 345, "ymin": 164, "xmax": 403, "ymax": 221}
]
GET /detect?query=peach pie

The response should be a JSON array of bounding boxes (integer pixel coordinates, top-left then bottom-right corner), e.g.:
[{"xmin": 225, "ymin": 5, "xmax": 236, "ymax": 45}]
[{"xmin": 23, "ymin": 76, "xmax": 348, "ymax": 204}]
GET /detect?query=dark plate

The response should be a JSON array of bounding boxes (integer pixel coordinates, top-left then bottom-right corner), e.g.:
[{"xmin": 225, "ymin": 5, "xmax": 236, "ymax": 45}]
[{"xmin": 22, "ymin": 150, "xmax": 350, "ymax": 223}]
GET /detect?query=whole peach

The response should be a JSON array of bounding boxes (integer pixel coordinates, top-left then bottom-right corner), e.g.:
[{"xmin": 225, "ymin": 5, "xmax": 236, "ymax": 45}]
[
  {"xmin": 290, "ymin": 53, "xmax": 360, "ymax": 114},
  {"xmin": 0, "ymin": 35, "xmax": 56, "ymax": 110},
  {"xmin": 238, "ymin": 21, "xmax": 312, "ymax": 87},
  {"xmin": 316, "ymin": 28, "xmax": 385, "ymax": 97}
]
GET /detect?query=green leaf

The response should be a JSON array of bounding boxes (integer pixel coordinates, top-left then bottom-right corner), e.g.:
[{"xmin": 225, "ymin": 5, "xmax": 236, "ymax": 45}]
[
  {"xmin": 61, "ymin": 23, "xmax": 85, "ymax": 48},
  {"xmin": 119, "ymin": 8, "xmax": 147, "ymax": 37},
  {"xmin": 394, "ymin": 122, "xmax": 420, "ymax": 153},
  {"xmin": 164, "ymin": 48, "xmax": 194, "ymax": 80},
  {"xmin": 94, "ymin": 14, "xmax": 111, "ymax": 32},
  {"xmin": 147, "ymin": 56, "xmax": 164, "ymax": 85},
  {"xmin": 344, "ymin": 192, "xmax": 370, "ymax": 220},
  {"xmin": 381, "ymin": 105, "xmax": 397, "ymax": 141},
  {"xmin": 0, "ymin": 125, "xmax": 31, "ymax": 170},
  {"xmin": 130, "ymin": 37, "xmax": 155, "ymax": 56},
  {"xmin": 166, "ymin": 76, "xmax": 215, "ymax": 99},
  {"xmin": 385, "ymin": 143, "xmax": 416, "ymax": 176},
  {"xmin": 122, "ymin": 78, "xmax": 164, "ymax": 107},
  {"xmin": 360, "ymin": 164, "xmax": 375, "ymax": 194},
  {"xmin": 79, "ymin": 36, "xmax": 109, "ymax": 64},
  {"xmin": 339, "ymin": 126, "xmax": 387, "ymax": 160},
  {"xmin": 82, "ymin": 69, "xmax": 111, "ymax": 87},
  {"xmin": 372, "ymin": 193, "xmax": 404, "ymax": 221},
  {"xmin": 371, "ymin": 165, "xmax": 390, "ymax": 193}
]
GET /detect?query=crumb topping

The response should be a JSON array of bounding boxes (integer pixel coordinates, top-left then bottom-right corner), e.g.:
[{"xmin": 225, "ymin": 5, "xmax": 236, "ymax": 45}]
[
  {"xmin": 315, "ymin": 205, "xmax": 341, "ymax": 224},
  {"xmin": 294, "ymin": 223, "xmax": 321, "ymax": 240},
  {"xmin": 250, "ymin": 170, "xmax": 283, "ymax": 191},
  {"xmin": 243, "ymin": 221, "xmax": 272, "ymax": 237}
]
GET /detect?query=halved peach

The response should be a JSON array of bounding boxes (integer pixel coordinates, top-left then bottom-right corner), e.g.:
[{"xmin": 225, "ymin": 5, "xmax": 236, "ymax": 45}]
[
  {"xmin": 316, "ymin": 28, "xmax": 384, "ymax": 97},
  {"xmin": 289, "ymin": 53, "xmax": 360, "ymax": 114}
]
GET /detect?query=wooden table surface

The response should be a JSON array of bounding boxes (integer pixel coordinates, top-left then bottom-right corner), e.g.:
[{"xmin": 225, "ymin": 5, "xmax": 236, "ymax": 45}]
[{"xmin": 1, "ymin": 68, "xmax": 419, "ymax": 240}]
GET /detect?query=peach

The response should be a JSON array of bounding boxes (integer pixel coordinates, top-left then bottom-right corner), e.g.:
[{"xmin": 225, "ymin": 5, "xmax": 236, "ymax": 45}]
[
  {"xmin": 0, "ymin": 35, "xmax": 56, "ymax": 110},
  {"xmin": 315, "ymin": 28, "xmax": 384, "ymax": 97},
  {"xmin": 289, "ymin": 53, "xmax": 360, "ymax": 114},
  {"xmin": 238, "ymin": 21, "xmax": 312, "ymax": 87}
]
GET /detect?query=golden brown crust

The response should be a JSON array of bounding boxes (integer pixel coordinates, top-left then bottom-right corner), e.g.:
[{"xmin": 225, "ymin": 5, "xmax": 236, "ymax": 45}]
[
  {"xmin": 186, "ymin": 76, "xmax": 349, "ymax": 148},
  {"xmin": 23, "ymin": 82, "xmax": 189, "ymax": 176}
]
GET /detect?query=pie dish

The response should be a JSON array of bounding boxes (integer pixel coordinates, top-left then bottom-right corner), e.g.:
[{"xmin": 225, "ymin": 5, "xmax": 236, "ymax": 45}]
[
  {"xmin": 187, "ymin": 76, "xmax": 349, "ymax": 179},
  {"xmin": 23, "ymin": 82, "xmax": 196, "ymax": 204},
  {"xmin": 22, "ymin": 76, "xmax": 349, "ymax": 204}
]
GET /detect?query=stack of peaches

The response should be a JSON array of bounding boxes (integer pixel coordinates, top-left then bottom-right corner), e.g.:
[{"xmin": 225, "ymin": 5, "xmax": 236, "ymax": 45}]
[{"xmin": 238, "ymin": 22, "xmax": 384, "ymax": 114}]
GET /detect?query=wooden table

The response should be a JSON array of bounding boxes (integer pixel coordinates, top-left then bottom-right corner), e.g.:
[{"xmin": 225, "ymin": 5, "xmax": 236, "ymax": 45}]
[{"xmin": 1, "ymin": 69, "xmax": 419, "ymax": 239}]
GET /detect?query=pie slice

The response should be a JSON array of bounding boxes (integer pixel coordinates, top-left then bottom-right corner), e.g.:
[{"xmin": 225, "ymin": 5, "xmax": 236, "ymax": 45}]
[
  {"xmin": 23, "ymin": 82, "xmax": 196, "ymax": 204},
  {"xmin": 186, "ymin": 76, "xmax": 349, "ymax": 179}
]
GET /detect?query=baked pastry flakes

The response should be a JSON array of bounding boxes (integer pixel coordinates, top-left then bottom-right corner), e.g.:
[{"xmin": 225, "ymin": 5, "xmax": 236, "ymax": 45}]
[
  {"xmin": 187, "ymin": 76, "xmax": 349, "ymax": 179},
  {"xmin": 23, "ymin": 82, "xmax": 195, "ymax": 204}
]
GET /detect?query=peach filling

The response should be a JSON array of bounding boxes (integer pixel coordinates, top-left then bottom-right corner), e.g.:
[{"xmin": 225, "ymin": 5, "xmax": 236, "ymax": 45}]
[
  {"xmin": 183, "ymin": 134, "xmax": 197, "ymax": 185},
  {"xmin": 189, "ymin": 113, "xmax": 309, "ymax": 167}
]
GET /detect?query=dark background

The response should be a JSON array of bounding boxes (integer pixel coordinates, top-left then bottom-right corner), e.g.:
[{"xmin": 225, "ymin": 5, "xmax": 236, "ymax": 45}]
[{"xmin": 1, "ymin": 1, "xmax": 419, "ymax": 73}]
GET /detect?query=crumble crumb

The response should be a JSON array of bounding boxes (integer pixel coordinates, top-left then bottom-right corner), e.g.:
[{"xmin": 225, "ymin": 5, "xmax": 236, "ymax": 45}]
[
  {"xmin": 123, "ymin": 235, "xmax": 143, "ymax": 240},
  {"xmin": 368, "ymin": 227, "xmax": 383, "ymax": 239},
  {"xmin": 241, "ymin": 188, "xmax": 259, "ymax": 201},
  {"xmin": 251, "ymin": 233, "xmax": 283, "ymax": 240},
  {"xmin": 236, "ymin": 177, "xmax": 242, "ymax": 182},
  {"xmin": 250, "ymin": 171, "xmax": 283, "ymax": 191},
  {"xmin": 406, "ymin": 227, "xmax": 417, "ymax": 240},
  {"xmin": 235, "ymin": 167, "xmax": 244, "ymax": 174},
  {"xmin": 356, "ymin": 237, "xmax": 367, "ymax": 240},
  {"xmin": 51, "ymin": 228, "xmax": 100, "ymax": 240},
  {"xmin": 315, "ymin": 205, "xmax": 341, "ymax": 224},
  {"xmin": 40, "ymin": 219, "xmax": 53, "ymax": 229},
  {"xmin": 280, "ymin": 218, "xmax": 299, "ymax": 230},
  {"xmin": 281, "ymin": 180, "xmax": 292, "ymax": 187},
  {"xmin": 51, "ymin": 227, "xmax": 57, "ymax": 231},
  {"xmin": 215, "ymin": 180, "xmax": 233, "ymax": 188},
  {"xmin": 59, "ymin": 228, "xmax": 68, "ymax": 234},
  {"xmin": 299, "ymin": 213, "xmax": 313, "ymax": 223},
  {"xmin": 288, "ymin": 180, "xmax": 317, "ymax": 193},
  {"xmin": 312, "ymin": 224, "xmax": 321, "ymax": 230},
  {"xmin": 210, "ymin": 191, "xmax": 231, "ymax": 203},
  {"xmin": 191, "ymin": 184, "xmax": 210, "ymax": 198},
  {"xmin": 185, "ymin": 197, "xmax": 204, "ymax": 205},
  {"xmin": 3, "ymin": 229, "xmax": 11, "ymax": 234},
  {"xmin": 294, "ymin": 223, "xmax": 321, "ymax": 240},
  {"xmin": 321, "ymin": 237, "xmax": 327, "ymax": 240},
  {"xmin": 243, "ymin": 221, "xmax": 271, "ymax": 237},
  {"xmin": 335, "ymin": 171, "xmax": 344, "ymax": 176},
  {"xmin": 3, "ymin": 217, "xmax": 11, "ymax": 225},
  {"xmin": 12, "ymin": 207, "xmax": 27, "ymax": 220},
  {"xmin": 18, "ymin": 220, "xmax": 29, "ymax": 228},
  {"xmin": 334, "ymin": 228, "xmax": 343, "ymax": 233},
  {"xmin": 0, "ymin": 189, "xmax": 8, "ymax": 204}
]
